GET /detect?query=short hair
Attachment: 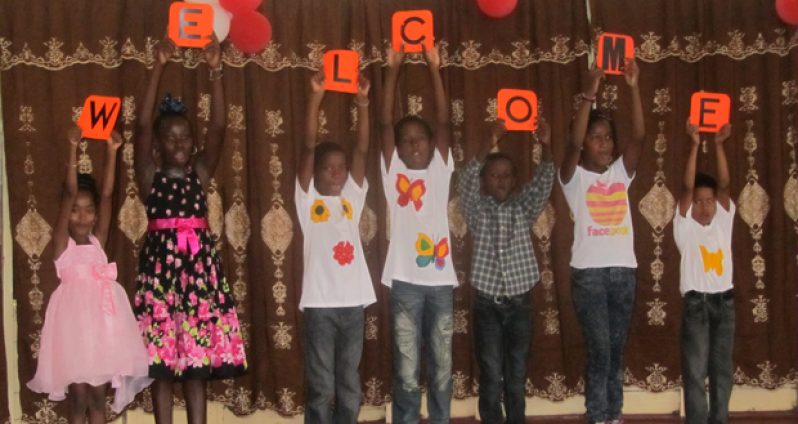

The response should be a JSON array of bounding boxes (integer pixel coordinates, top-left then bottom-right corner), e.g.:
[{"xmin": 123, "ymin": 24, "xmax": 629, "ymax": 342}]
[
  {"xmin": 695, "ymin": 172, "xmax": 718, "ymax": 194},
  {"xmin": 314, "ymin": 141, "xmax": 346, "ymax": 172},
  {"xmin": 479, "ymin": 152, "xmax": 516, "ymax": 178},
  {"xmin": 394, "ymin": 115, "xmax": 433, "ymax": 147},
  {"xmin": 76, "ymin": 173, "xmax": 100, "ymax": 206},
  {"xmin": 153, "ymin": 94, "xmax": 191, "ymax": 138}
]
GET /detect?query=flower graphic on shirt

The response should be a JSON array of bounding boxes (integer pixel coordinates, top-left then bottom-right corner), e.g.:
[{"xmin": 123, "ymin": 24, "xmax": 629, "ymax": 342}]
[
  {"xmin": 415, "ymin": 233, "xmax": 449, "ymax": 270},
  {"xmin": 396, "ymin": 173, "xmax": 426, "ymax": 211},
  {"xmin": 586, "ymin": 181, "xmax": 628, "ymax": 226},
  {"xmin": 332, "ymin": 241, "xmax": 355, "ymax": 265},
  {"xmin": 341, "ymin": 197, "xmax": 353, "ymax": 220},
  {"xmin": 310, "ymin": 199, "xmax": 330, "ymax": 223},
  {"xmin": 699, "ymin": 245, "xmax": 724, "ymax": 276}
]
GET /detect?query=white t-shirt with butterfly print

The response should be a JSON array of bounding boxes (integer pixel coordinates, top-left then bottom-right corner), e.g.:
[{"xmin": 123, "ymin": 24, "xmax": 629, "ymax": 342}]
[
  {"xmin": 673, "ymin": 202, "xmax": 735, "ymax": 295},
  {"xmin": 294, "ymin": 175, "xmax": 376, "ymax": 310},
  {"xmin": 380, "ymin": 148, "xmax": 458, "ymax": 287},
  {"xmin": 559, "ymin": 157, "xmax": 638, "ymax": 269}
]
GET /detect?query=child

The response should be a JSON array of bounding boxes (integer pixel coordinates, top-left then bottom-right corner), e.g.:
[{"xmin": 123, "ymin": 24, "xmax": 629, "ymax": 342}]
[
  {"xmin": 133, "ymin": 38, "xmax": 246, "ymax": 423},
  {"xmin": 295, "ymin": 70, "xmax": 376, "ymax": 423},
  {"xmin": 675, "ymin": 122, "xmax": 735, "ymax": 424},
  {"xmin": 458, "ymin": 119, "xmax": 555, "ymax": 423},
  {"xmin": 559, "ymin": 59, "xmax": 644, "ymax": 424},
  {"xmin": 28, "ymin": 126, "xmax": 151, "ymax": 422},
  {"xmin": 380, "ymin": 44, "xmax": 456, "ymax": 424}
]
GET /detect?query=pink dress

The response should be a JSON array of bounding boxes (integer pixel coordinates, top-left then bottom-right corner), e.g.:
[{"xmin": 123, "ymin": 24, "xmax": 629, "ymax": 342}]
[{"xmin": 27, "ymin": 236, "xmax": 152, "ymax": 413}]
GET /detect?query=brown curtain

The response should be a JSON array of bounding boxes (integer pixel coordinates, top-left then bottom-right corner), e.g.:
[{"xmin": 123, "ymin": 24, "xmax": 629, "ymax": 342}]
[{"xmin": 0, "ymin": 0, "xmax": 794, "ymax": 422}]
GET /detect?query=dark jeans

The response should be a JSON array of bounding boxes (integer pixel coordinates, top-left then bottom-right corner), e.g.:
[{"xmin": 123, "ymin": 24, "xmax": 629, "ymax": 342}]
[
  {"xmin": 303, "ymin": 307, "xmax": 365, "ymax": 424},
  {"xmin": 681, "ymin": 289, "xmax": 735, "ymax": 424},
  {"xmin": 473, "ymin": 290, "xmax": 533, "ymax": 424},
  {"xmin": 571, "ymin": 267, "xmax": 636, "ymax": 423},
  {"xmin": 391, "ymin": 280, "xmax": 454, "ymax": 424}
]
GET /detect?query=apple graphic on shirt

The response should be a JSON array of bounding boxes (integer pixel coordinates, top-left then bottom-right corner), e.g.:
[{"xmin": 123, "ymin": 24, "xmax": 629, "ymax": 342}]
[{"xmin": 585, "ymin": 181, "xmax": 628, "ymax": 226}]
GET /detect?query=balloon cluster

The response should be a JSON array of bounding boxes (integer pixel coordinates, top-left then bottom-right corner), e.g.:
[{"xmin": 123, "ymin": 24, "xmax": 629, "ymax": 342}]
[{"xmin": 187, "ymin": 0, "xmax": 272, "ymax": 54}]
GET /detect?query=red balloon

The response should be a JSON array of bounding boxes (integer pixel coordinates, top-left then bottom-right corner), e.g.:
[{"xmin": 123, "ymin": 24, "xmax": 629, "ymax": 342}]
[
  {"xmin": 229, "ymin": 11, "xmax": 272, "ymax": 54},
  {"xmin": 220, "ymin": 0, "xmax": 262, "ymax": 15},
  {"xmin": 477, "ymin": 0, "xmax": 518, "ymax": 19},
  {"xmin": 776, "ymin": 0, "xmax": 798, "ymax": 25}
]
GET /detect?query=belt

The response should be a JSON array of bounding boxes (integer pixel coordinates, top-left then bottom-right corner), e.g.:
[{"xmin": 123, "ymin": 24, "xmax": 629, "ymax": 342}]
[
  {"xmin": 475, "ymin": 290, "xmax": 529, "ymax": 305},
  {"xmin": 147, "ymin": 217, "xmax": 208, "ymax": 256},
  {"xmin": 685, "ymin": 288, "xmax": 734, "ymax": 301}
]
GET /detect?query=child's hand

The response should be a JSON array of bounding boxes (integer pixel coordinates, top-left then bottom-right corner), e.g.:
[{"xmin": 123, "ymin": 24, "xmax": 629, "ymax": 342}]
[
  {"xmin": 585, "ymin": 66, "xmax": 605, "ymax": 97},
  {"xmin": 356, "ymin": 74, "xmax": 371, "ymax": 103},
  {"xmin": 685, "ymin": 119, "xmax": 701, "ymax": 147},
  {"xmin": 423, "ymin": 44, "xmax": 441, "ymax": 70},
  {"xmin": 67, "ymin": 126, "xmax": 82, "ymax": 146},
  {"xmin": 310, "ymin": 70, "xmax": 325, "ymax": 96},
  {"xmin": 386, "ymin": 45, "xmax": 405, "ymax": 70},
  {"xmin": 155, "ymin": 38, "xmax": 175, "ymax": 66},
  {"xmin": 714, "ymin": 123, "xmax": 732, "ymax": 145},
  {"xmin": 535, "ymin": 117, "xmax": 551, "ymax": 146},
  {"xmin": 490, "ymin": 119, "xmax": 508, "ymax": 144},
  {"xmin": 623, "ymin": 58, "xmax": 639, "ymax": 88},
  {"xmin": 204, "ymin": 35, "xmax": 222, "ymax": 70},
  {"xmin": 108, "ymin": 130, "xmax": 124, "ymax": 150}
]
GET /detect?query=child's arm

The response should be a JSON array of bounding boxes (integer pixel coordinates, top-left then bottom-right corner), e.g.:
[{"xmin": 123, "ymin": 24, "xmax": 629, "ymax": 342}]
[
  {"xmin": 95, "ymin": 131, "xmax": 123, "ymax": 248},
  {"xmin": 520, "ymin": 118, "xmax": 556, "ymax": 221},
  {"xmin": 621, "ymin": 58, "xmax": 645, "ymax": 178},
  {"xmin": 195, "ymin": 37, "xmax": 227, "ymax": 187},
  {"xmin": 561, "ymin": 67, "xmax": 603, "ymax": 184},
  {"xmin": 134, "ymin": 38, "xmax": 173, "ymax": 195},
  {"xmin": 298, "ymin": 71, "xmax": 326, "ymax": 192},
  {"xmin": 425, "ymin": 45, "xmax": 451, "ymax": 163},
  {"xmin": 350, "ymin": 74, "xmax": 371, "ymax": 187},
  {"xmin": 380, "ymin": 46, "xmax": 405, "ymax": 167},
  {"xmin": 679, "ymin": 120, "xmax": 701, "ymax": 217},
  {"xmin": 53, "ymin": 127, "xmax": 81, "ymax": 259},
  {"xmin": 714, "ymin": 124, "xmax": 732, "ymax": 211}
]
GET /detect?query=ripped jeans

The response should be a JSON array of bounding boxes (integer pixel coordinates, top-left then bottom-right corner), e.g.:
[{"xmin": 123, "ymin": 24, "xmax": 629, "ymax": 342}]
[{"xmin": 390, "ymin": 280, "xmax": 454, "ymax": 424}]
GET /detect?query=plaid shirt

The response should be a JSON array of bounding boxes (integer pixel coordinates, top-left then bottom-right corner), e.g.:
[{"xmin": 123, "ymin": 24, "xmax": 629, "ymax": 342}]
[{"xmin": 457, "ymin": 158, "xmax": 555, "ymax": 296}]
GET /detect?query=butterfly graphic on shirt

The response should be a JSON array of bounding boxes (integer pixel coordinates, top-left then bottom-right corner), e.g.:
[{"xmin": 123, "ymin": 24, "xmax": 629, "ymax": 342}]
[
  {"xmin": 699, "ymin": 245, "xmax": 724, "ymax": 276},
  {"xmin": 415, "ymin": 233, "xmax": 449, "ymax": 270},
  {"xmin": 396, "ymin": 173, "xmax": 426, "ymax": 211}
]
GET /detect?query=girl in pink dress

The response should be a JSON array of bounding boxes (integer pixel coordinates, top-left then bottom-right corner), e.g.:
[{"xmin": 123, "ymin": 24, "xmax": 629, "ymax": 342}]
[{"xmin": 28, "ymin": 126, "xmax": 152, "ymax": 422}]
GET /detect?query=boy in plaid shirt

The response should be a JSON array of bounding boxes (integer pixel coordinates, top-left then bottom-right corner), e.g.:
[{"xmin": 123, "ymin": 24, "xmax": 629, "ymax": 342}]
[{"xmin": 458, "ymin": 118, "xmax": 555, "ymax": 423}]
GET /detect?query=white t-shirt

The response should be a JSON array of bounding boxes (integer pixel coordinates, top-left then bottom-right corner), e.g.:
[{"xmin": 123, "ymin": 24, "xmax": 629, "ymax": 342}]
[
  {"xmin": 559, "ymin": 158, "xmax": 637, "ymax": 269},
  {"xmin": 380, "ymin": 149, "xmax": 458, "ymax": 287},
  {"xmin": 673, "ymin": 202, "xmax": 735, "ymax": 295},
  {"xmin": 295, "ymin": 176, "xmax": 376, "ymax": 310}
]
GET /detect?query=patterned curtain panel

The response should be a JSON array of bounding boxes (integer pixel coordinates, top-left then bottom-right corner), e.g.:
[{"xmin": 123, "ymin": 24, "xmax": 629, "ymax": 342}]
[{"xmin": 0, "ymin": 0, "xmax": 794, "ymax": 422}]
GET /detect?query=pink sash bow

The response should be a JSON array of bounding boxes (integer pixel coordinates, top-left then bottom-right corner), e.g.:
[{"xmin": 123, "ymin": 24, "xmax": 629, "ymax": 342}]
[
  {"xmin": 91, "ymin": 263, "xmax": 118, "ymax": 316},
  {"xmin": 147, "ymin": 217, "xmax": 209, "ymax": 256}
]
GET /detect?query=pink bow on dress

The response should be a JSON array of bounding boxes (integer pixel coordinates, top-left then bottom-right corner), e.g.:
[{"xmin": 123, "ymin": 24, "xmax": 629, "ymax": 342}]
[{"xmin": 92, "ymin": 263, "xmax": 118, "ymax": 316}]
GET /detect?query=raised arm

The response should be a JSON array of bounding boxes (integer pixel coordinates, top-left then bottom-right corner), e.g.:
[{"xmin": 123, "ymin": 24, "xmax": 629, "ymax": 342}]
[
  {"xmin": 714, "ymin": 124, "xmax": 732, "ymax": 211},
  {"xmin": 424, "ymin": 44, "xmax": 450, "ymax": 162},
  {"xmin": 53, "ymin": 127, "xmax": 82, "ymax": 259},
  {"xmin": 679, "ymin": 120, "xmax": 701, "ymax": 217},
  {"xmin": 380, "ymin": 46, "xmax": 405, "ymax": 167},
  {"xmin": 95, "ymin": 130, "xmax": 123, "ymax": 247},
  {"xmin": 621, "ymin": 58, "xmax": 645, "ymax": 177},
  {"xmin": 195, "ymin": 37, "xmax": 226, "ymax": 187},
  {"xmin": 135, "ymin": 39, "xmax": 173, "ymax": 195},
  {"xmin": 561, "ymin": 67, "xmax": 604, "ymax": 184},
  {"xmin": 298, "ymin": 71, "xmax": 326, "ymax": 192},
  {"xmin": 521, "ymin": 118, "xmax": 555, "ymax": 221},
  {"xmin": 350, "ymin": 74, "xmax": 371, "ymax": 187}
]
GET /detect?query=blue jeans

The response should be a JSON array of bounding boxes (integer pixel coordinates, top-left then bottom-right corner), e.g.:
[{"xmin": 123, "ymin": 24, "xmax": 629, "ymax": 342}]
[
  {"xmin": 303, "ymin": 307, "xmax": 364, "ymax": 424},
  {"xmin": 390, "ymin": 280, "xmax": 454, "ymax": 424},
  {"xmin": 681, "ymin": 289, "xmax": 735, "ymax": 424},
  {"xmin": 571, "ymin": 267, "xmax": 636, "ymax": 423},
  {"xmin": 473, "ymin": 290, "xmax": 532, "ymax": 424}
]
